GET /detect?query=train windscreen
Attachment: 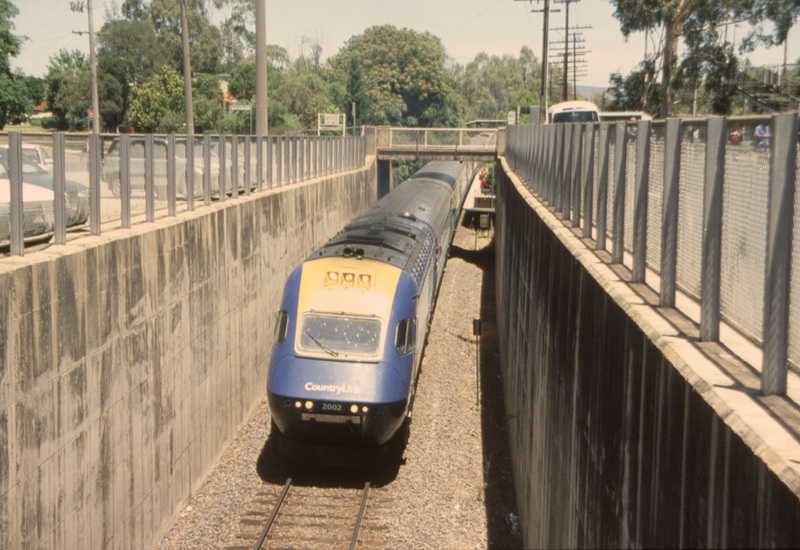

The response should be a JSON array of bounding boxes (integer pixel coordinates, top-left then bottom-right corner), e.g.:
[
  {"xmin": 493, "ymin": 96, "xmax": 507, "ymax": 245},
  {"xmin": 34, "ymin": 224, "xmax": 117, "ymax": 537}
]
[{"xmin": 299, "ymin": 314, "xmax": 382, "ymax": 356}]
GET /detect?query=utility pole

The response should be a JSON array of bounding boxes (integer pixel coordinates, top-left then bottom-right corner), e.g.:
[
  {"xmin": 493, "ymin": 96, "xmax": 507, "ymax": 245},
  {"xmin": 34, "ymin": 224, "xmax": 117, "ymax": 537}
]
[
  {"xmin": 562, "ymin": 0, "xmax": 569, "ymax": 101},
  {"xmin": 180, "ymin": 0, "xmax": 194, "ymax": 135},
  {"xmin": 70, "ymin": 1, "xmax": 100, "ymax": 134},
  {"xmin": 518, "ymin": 0, "xmax": 559, "ymax": 122},
  {"xmin": 255, "ymin": 0, "xmax": 268, "ymax": 135}
]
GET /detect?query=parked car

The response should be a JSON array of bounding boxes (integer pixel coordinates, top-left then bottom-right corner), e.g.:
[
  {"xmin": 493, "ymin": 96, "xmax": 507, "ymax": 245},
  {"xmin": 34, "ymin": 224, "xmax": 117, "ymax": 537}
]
[
  {"xmin": 13, "ymin": 144, "xmax": 55, "ymax": 172},
  {"xmin": 101, "ymin": 136, "xmax": 244, "ymax": 199},
  {"xmin": 0, "ymin": 179, "xmax": 56, "ymax": 247},
  {"xmin": 0, "ymin": 148, "xmax": 89, "ymax": 227}
]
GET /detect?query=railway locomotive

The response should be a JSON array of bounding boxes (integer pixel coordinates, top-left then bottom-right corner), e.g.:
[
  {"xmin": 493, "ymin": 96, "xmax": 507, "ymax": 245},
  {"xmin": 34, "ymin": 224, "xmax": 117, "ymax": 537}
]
[{"xmin": 267, "ymin": 161, "xmax": 472, "ymax": 465}]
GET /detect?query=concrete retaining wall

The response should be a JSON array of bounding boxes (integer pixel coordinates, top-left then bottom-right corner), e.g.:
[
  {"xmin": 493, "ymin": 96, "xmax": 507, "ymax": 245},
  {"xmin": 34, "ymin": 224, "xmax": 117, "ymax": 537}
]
[
  {"xmin": 0, "ymin": 160, "xmax": 377, "ymax": 549},
  {"xmin": 495, "ymin": 158, "xmax": 800, "ymax": 548}
]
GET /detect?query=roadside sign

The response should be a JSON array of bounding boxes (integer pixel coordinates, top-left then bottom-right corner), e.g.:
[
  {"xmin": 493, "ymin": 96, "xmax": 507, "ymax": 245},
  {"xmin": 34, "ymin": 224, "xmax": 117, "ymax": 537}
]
[
  {"xmin": 507, "ymin": 110, "xmax": 516, "ymax": 126},
  {"xmin": 230, "ymin": 105, "xmax": 251, "ymax": 111},
  {"xmin": 88, "ymin": 109, "xmax": 94, "ymax": 118},
  {"xmin": 324, "ymin": 114, "xmax": 339, "ymax": 126}
]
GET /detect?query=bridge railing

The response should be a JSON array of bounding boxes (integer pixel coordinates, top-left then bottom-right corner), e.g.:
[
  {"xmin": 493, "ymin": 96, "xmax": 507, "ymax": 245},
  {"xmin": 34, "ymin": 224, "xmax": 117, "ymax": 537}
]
[
  {"xmin": 1, "ymin": 132, "xmax": 366, "ymax": 256},
  {"xmin": 380, "ymin": 127, "xmax": 497, "ymax": 150},
  {"xmin": 505, "ymin": 114, "xmax": 798, "ymax": 396}
]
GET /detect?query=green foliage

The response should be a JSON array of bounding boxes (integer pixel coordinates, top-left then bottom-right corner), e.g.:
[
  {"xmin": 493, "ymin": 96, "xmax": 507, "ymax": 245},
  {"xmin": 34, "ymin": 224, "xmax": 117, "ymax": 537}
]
[
  {"xmin": 610, "ymin": 0, "xmax": 800, "ymax": 117},
  {"xmin": 128, "ymin": 65, "xmax": 185, "ymax": 131},
  {"xmin": 273, "ymin": 70, "xmax": 337, "ymax": 130},
  {"xmin": 193, "ymin": 96, "xmax": 224, "ymax": 133},
  {"xmin": 18, "ymin": 75, "xmax": 45, "ymax": 107},
  {"xmin": 606, "ymin": 59, "xmax": 660, "ymax": 114},
  {"xmin": 0, "ymin": 73, "xmax": 33, "ymax": 128},
  {"xmin": 147, "ymin": 0, "xmax": 222, "ymax": 74},
  {"xmin": 327, "ymin": 25, "xmax": 463, "ymax": 127},
  {"xmin": 228, "ymin": 62, "xmax": 255, "ymax": 99},
  {"xmin": 193, "ymin": 73, "xmax": 223, "ymax": 100},
  {"xmin": 0, "ymin": 0, "xmax": 21, "ymax": 76},
  {"xmin": 456, "ymin": 47, "xmax": 541, "ymax": 122},
  {"xmin": 45, "ymin": 49, "xmax": 92, "ymax": 130},
  {"xmin": 97, "ymin": 18, "xmax": 169, "ymax": 129}
]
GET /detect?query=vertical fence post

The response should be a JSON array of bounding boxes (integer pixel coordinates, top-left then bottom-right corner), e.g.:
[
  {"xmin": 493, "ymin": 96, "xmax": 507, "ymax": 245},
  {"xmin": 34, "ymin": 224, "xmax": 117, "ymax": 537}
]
[
  {"xmin": 571, "ymin": 123, "xmax": 583, "ymax": 227},
  {"xmin": 167, "ymin": 134, "xmax": 176, "ymax": 216},
  {"xmin": 276, "ymin": 136, "xmax": 283, "ymax": 187},
  {"xmin": 90, "ymin": 133, "xmax": 103, "ymax": 233},
  {"xmin": 186, "ymin": 135, "xmax": 195, "ymax": 211},
  {"xmin": 244, "ymin": 136, "xmax": 251, "ymax": 195},
  {"xmin": 298, "ymin": 136, "xmax": 305, "ymax": 182},
  {"xmin": 145, "ymin": 133, "xmax": 155, "ymax": 222},
  {"xmin": 53, "ymin": 133, "xmax": 66, "ymax": 245},
  {"xmin": 285, "ymin": 136, "xmax": 292, "ymax": 184},
  {"xmin": 762, "ymin": 113, "xmax": 797, "ymax": 396},
  {"xmin": 203, "ymin": 134, "xmax": 211, "ymax": 206},
  {"xmin": 219, "ymin": 135, "xmax": 227, "ymax": 201},
  {"xmin": 596, "ymin": 123, "xmax": 610, "ymax": 251},
  {"xmin": 547, "ymin": 125, "xmax": 557, "ymax": 206},
  {"xmin": 121, "ymin": 134, "xmax": 131, "ymax": 227},
  {"xmin": 256, "ymin": 135, "xmax": 263, "ymax": 193},
  {"xmin": 611, "ymin": 121, "xmax": 628, "ymax": 263},
  {"xmin": 231, "ymin": 135, "xmax": 239, "ymax": 198},
  {"xmin": 562, "ymin": 124, "xmax": 573, "ymax": 219},
  {"xmin": 267, "ymin": 136, "xmax": 273, "ymax": 190},
  {"xmin": 632, "ymin": 119, "xmax": 651, "ymax": 282},
  {"xmin": 660, "ymin": 118, "xmax": 682, "ymax": 307},
  {"xmin": 582, "ymin": 122, "xmax": 595, "ymax": 239},
  {"xmin": 555, "ymin": 124, "xmax": 566, "ymax": 214},
  {"xmin": 700, "ymin": 117, "xmax": 726, "ymax": 342},
  {"xmin": 8, "ymin": 132, "xmax": 23, "ymax": 255}
]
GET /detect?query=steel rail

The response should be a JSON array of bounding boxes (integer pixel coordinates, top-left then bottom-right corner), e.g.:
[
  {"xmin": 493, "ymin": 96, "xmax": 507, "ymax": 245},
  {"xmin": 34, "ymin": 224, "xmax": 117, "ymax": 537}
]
[
  {"xmin": 252, "ymin": 478, "xmax": 292, "ymax": 550},
  {"xmin": 349, "ymin": 482, "xmax": 371, "ymax": 550}
]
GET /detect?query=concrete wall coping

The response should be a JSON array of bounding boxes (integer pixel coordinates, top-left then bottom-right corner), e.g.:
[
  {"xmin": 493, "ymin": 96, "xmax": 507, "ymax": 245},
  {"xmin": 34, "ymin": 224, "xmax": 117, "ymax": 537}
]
[
  {"xmin": 0, "ymin": 157, "xmax": 378, "ymax": 279},
  {"xmin": 500, "ymin": 155, "xmax": 800, "ymax": 499}
]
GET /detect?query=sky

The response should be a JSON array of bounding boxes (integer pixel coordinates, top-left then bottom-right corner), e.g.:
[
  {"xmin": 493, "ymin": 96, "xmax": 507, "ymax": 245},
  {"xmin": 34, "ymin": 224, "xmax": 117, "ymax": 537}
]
[{"xmin": 11, "ymin": 0, "xmax": 800, "ymax": 90}]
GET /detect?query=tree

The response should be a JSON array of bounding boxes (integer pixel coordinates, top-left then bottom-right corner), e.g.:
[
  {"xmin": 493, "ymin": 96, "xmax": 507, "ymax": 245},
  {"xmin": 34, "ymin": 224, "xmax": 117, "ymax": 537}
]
[
  {"xmin": 97, "ymin": 18, "xmax": 169, "ymax": 129},
  {"xmin": 228, "ymin": 62, "xmax": 256, "ymax": 99},
  {"xmin": 327, "ymin": 25, "xmax": 463, "ymax": 127},
  {"xmin": 606, "ymin": 59, "xmax": 661, "ymax": 114},
  {"xmin": 193, "ymin": 73, "xmax": 223, "ymax": 100},
  {"xmin": 0, "ymin": 0, "xmax": 21, "ymax": 76},
  {"xmin": 146, "ymin": 0, "xmax": 223, "ymax": 74},
  {"xmin": 0, "ymin": 74, "xmax": 33, "ymax": 129},
  {"xmin": 45, "ymin": 50, "xmax": 92, "ymax": 130},
  {"xmin": 21, "ymin": 75, "xmax": 46, "ymax": 106},
  {"xmin": 611, "ymin": 0, "xmax": 800, "ymax": 118},
  {"xmin": 456, "ymin": 48, "xmax": 541, "ymax": 122},
  {"xmin": 127, "ymin": 65, "xmax": 185, "ymax": 132}
]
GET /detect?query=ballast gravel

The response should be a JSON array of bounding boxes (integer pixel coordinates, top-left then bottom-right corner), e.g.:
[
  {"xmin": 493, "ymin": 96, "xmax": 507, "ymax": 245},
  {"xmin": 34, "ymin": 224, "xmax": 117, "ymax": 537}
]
[{"xmin": 154, "ymin": 216, "xmax": 521, "ymax": 549}]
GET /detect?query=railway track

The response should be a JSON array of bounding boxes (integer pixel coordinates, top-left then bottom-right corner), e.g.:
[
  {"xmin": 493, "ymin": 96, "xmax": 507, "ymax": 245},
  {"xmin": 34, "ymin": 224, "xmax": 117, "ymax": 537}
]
[{"xmin": 227, "ymin": 478, "xmax": 390, "ymax": 550}]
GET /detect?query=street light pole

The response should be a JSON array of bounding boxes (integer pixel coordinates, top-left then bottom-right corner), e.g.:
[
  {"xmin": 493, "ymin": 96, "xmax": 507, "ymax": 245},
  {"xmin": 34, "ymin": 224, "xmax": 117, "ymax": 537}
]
[
  {"xmin": 180, "ymin": 0, "xmax": 194, "ymax": 135},
  {"xmin": 255, "ymin": 0, "xmax": 268, "ymax": 135},
  {"xmin": 86, "ymin": 0, "xmax": 100, "ymax": 134}
]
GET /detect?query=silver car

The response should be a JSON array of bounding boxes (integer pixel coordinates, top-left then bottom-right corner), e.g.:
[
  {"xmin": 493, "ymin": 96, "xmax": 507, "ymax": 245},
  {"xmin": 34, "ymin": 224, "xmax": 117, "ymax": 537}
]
[{"xmin": 101, "ymin": 136, "xmax": 244, "ymax": 199}]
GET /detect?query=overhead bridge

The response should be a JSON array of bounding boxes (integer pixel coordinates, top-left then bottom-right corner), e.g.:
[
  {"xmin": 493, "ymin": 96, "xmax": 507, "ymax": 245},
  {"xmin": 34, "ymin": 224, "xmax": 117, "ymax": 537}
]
[{"xmin": 375, "ymin": 126, "xmax": 500, "ymax": 161}]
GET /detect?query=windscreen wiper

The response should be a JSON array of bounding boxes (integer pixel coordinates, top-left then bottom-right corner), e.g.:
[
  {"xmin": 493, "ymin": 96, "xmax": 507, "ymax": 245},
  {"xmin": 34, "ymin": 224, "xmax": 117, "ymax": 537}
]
[{"xmin": 305, "ymin": 331, "xmax": 339, "ymax": 357}]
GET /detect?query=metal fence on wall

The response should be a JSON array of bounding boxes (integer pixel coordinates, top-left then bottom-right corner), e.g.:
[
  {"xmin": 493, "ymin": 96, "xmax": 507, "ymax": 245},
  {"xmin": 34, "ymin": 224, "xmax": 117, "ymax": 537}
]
[
  {"xmin": 505, "ymin": 114, "xmax": 798, "ymax": 396},
  {"xmin": 1, "ymin": 131, "xmax": 367, "ymax": 255}
]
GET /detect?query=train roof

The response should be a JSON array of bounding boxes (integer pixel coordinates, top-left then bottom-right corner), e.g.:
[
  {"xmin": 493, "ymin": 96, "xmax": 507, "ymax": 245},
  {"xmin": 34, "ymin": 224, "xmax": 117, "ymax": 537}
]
[{"xmin": 309, "ymin": 161, "xmax": 465, "ymax": 288}]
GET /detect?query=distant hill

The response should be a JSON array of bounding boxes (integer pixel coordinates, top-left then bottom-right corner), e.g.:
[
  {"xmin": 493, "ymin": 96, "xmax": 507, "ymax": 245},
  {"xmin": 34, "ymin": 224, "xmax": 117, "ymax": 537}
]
[{"xmin": 576, "ymin": 85, "xmax": 608, "ymax": 100}]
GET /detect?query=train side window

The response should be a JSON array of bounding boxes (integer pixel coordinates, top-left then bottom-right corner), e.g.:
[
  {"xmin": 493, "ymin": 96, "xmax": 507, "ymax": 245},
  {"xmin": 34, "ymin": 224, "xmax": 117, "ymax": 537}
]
[
  {"xmin": 274, "ymin": 310, "xmax": 289, "ymax": 345},
  {"xmin": 395, "ymin": 319, "xmax": 415, "ymax": 355}
]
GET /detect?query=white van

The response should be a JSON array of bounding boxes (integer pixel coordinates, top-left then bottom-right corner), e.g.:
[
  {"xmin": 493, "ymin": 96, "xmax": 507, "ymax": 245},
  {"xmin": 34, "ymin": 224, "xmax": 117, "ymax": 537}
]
[{"xmin": 547, "ymin": 101, "xmax": 600, "ymax": 124}]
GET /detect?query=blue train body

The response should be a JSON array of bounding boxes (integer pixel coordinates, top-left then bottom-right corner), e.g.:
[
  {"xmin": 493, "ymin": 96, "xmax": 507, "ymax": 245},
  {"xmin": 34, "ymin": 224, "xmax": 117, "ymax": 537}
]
[{"xmin": 266, "ymin": 161, "xmax": 472, "ymax": 464}]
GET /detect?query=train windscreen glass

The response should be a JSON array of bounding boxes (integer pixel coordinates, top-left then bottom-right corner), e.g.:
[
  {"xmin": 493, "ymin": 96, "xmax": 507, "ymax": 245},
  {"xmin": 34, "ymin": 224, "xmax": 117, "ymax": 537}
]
[{"xmin": 299, "ymin": 314, "xmax": 382, "ymax": 356}]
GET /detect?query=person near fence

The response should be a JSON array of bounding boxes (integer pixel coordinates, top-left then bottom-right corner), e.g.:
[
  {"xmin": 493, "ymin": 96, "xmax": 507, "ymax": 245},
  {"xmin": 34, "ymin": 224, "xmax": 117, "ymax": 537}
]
[{"xmin": 755, "ymin": 123, "xmax": 771, "ymax": 147}]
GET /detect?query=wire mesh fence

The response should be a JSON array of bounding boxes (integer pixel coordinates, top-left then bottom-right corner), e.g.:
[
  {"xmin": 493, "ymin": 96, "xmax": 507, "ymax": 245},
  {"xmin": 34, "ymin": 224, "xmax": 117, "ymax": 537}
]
[
  {"xmin": 1, "ymin": 132, "xmax": 367, "ymax": 253},
  {"xmin": 505, "ymin": 113, "xmax": 799, "ymax": 395}
]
